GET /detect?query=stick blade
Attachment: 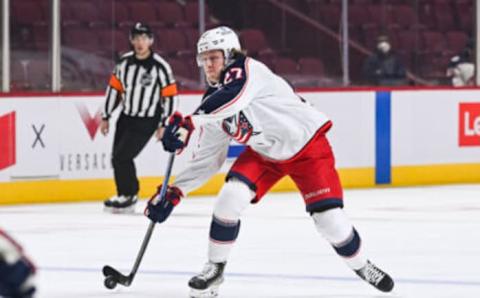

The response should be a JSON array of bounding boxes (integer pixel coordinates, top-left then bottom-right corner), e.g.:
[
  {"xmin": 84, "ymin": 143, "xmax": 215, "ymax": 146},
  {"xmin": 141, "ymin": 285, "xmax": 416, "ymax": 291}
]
[{"xmin": 102, "ymin": 265, "xmax": 131, "ymax": 286}]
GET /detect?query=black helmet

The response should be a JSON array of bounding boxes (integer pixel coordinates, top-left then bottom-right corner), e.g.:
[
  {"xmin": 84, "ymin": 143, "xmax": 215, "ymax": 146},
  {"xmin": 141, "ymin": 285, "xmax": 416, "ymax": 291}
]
[{"xmin": 130, "ymin": 22, "xmax": 153, "ymax": 40}]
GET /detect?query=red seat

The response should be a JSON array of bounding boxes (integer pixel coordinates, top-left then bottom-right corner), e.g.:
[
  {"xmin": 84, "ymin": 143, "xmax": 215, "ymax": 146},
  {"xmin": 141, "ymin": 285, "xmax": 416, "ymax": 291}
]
[
  {"xmin": 417, "ymin": 0, "xmax": 450, "ymax": 5},
  {"xmin": 362, "ymin": 24, "xmax": 381, "ymax": 49},
  {"xmin": 348, "ymin": 5, "xmax": 372, "ymax": 27},
  {"xmin": 129, "ymin": 2, "xmax": 161, "ymax": 25},
  {"xmin": 299, "ymin": 58, "xmax": 325, "ymax": 76},
  {"xmin": 112, "ymin": 29, "xmax": 131, "ymax": 54},
  {"xmin": 348, "ymin": 5, "xmax": 375, "ymax": 43},
  {"xmin": 422, "ymin": 31, "xmax": 446, "ymax": 53},
  {"xmin": 286, "ymin": 0, "xmax": 311, "ymax": 13},
  {"xmin": 155, "ymin": 2, "xmax": 184, "ymax": 26},
  {"xmin": 32, "ymin": 24, "xmax": 49, "ymax": 51},
  {"xmin": 256, "ymin": 51, "xmax": 277, "ymax": 70},
  {"xmin": 183, "ymin": 28, "xmax": 200, "ymax": 51},
  {"xmin": 184, "ymin": 1, "xmax": 210, "ymax": 26},
  {"xmin": 396, "ymin": 50, "xmax": 413, "ymax": 70},
  {"xmin": 417, "ymin": 3, "xmax": 435, "ymax": 29},
  {"xmin": 351, "ymin": 0, "xmax": 374, "ymax": 4},
  {"xmin": 419, "ymin": 55, "xmax": 448, "ymax": 78},
  {"xmin": 418, "ymin": 0, "xmax": 454, "ymax": 30},
  {"xmin": 63, "ymin": 27, "xmax": 100, "ymax": 52},
  {"xmin": 156, "ymin": 29, "xmax": 189, "ymax": 54},
  {"xmin": 455, "ymin": 0, "xmax": 473, "ymax": 31},
  {"xmin": 69, "ymin": 2, "xmax": 101, "ymax": 24},
  {"xmin": 168, "ymin": 58, "xmax": 194, "ymax": 80},
  {"xmin": 96, "ymin": 29, "xmax": 116, "ymax": 53},
  {"xmin": 239, "ymin": 29, "xmax": 270, "ymax": 56},
  {"xmin": 318, "ymin": 5, "xmax": 341, "ymax": 29},
  {"xmin": 274, "ymin": 57, "xmax": 298, "ymax": 75},
  {"xmin": 433, "ymin": 2, "xmax": 456, "ymax": 31},
  {"xmin": 393, "ymin": 5, "xmax": 420, "ymax": 29},
  {"xmin": 13, "ymin": 1, "xmax": 45, "ymax": 25},
  {"xmin": 106, "ymin": 2, "xmax": 131, "ymax": 26},
  {"xmin": 445, "ymin": 31, "xmax": 469, "ymax": 53},
  {"xmin": 397, "ymin": 30, "xmax": 419, "ymax": 50},
  {"xmin": 60, "ymin": 0, "xmax": 80, "ymax": 26},
  {"xmin": 367, "ymin": 5, "xmax": 396, "ymax": 28},
  {"xmin": 38, "ymin": 0, "xmax": 50, "ymax": 22},
  {"xmin": 458, "ymin": 12, "xmax": 473, "ymax": 32}
]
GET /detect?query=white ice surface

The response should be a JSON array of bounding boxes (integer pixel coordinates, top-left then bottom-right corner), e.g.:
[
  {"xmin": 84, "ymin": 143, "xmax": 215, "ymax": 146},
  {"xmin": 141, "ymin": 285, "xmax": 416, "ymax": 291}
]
[{"xmin": 1, "ymin": 185, "xmax": 480, "ymax": 298}]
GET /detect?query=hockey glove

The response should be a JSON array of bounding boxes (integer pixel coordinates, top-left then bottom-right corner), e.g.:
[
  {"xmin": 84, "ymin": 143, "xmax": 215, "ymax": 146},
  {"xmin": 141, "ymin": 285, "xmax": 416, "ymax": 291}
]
[
  {"xmin": 161, "ymin": 112, "xmax": 194, "ymax": 154},
  {"xmin": 0, "ymin": 259, "xmax": 36, "ymax": 298},
  {"xmin": 0, "ymin": 231, "xmax": 36, "ymax": 298},
  {"xmin": 144, "ymin": 185, "xmax": 183, "ymax": 223}
]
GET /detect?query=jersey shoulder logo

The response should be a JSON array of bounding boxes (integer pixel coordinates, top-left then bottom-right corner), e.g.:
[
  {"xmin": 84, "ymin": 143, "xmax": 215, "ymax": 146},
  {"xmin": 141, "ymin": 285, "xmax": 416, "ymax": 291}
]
[{"xmin": 222, "ymin": 111, "xmax": 260, "ymax": 144}]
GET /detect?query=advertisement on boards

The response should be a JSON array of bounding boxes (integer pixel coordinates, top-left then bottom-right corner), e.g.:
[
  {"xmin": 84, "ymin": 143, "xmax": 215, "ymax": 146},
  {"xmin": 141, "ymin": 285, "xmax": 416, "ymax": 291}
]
[{"xmin": 459, "ymin": 102, "xmax": 480, "ymax": 147}]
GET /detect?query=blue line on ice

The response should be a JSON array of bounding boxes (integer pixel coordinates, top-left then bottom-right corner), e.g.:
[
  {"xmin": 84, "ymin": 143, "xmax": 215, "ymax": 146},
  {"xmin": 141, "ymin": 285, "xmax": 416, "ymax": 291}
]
[{"xmin": 40, "ymin": 266, "xmax": 480, "ymax": 287}]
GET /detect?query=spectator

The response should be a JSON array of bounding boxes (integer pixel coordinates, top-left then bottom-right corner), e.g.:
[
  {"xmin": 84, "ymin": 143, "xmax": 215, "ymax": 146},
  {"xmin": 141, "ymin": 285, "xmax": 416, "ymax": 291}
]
[
  {"xmin": 363, "ymin": 35, "xmax": 407, "ymax": 86},
  {"xmin": 447, "ymin": 39, "xmax": 475, "ymax": 87}
]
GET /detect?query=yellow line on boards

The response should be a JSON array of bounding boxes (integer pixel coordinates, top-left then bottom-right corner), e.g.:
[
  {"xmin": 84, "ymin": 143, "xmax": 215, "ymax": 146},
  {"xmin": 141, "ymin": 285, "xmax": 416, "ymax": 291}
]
[
  {"xmin": 392, "ymin": 163, "xmax": 480, "ymax": 186},
  {"xmin": 0, "ymin": 167, "xmax": 374, "ymax": 205}
]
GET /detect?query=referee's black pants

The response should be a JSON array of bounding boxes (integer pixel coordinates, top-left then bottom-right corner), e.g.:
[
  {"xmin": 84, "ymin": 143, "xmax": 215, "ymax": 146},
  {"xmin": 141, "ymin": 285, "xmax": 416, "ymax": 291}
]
[{"xmin": 112, "ymin": 114, "xmax": 159, "ymax": 196}]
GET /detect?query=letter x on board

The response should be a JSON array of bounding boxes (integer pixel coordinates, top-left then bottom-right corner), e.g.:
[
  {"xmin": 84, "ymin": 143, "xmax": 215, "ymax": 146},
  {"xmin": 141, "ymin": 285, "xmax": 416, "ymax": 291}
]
[{"xmin": 32, "ymin": 124, "xmax": 45, "ymax": 148}]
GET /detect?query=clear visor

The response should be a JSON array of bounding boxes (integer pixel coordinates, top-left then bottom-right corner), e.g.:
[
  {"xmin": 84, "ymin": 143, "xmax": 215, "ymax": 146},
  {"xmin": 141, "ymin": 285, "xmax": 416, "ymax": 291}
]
[{"xmin": 196, "ymin": 49, "xmax": 226, "ymax": 67}]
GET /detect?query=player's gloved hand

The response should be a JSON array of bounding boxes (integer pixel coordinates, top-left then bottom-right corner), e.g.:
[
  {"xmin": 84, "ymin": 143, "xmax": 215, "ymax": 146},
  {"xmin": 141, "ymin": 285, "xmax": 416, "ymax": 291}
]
[
  {"xmin": 144, "ymin": 185, "xmax": 183, "ymax": 223},
  {"xmin": 161, "ymin": 112, "xmax": 194, "ymax": 154},
  {"xmin": 0, "ymin": 259, "xmax": 36, "ymax": 298},
  {"xmin": 0, "ymin": 230, "xmax": 36, "ymax": 298}
]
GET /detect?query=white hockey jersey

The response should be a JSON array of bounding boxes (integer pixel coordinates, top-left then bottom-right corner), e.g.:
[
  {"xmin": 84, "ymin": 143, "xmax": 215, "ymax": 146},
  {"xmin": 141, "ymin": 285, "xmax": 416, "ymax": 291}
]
[{"xmin": 174, "ymin": 56, "xmax": 330, "ymax": 195}]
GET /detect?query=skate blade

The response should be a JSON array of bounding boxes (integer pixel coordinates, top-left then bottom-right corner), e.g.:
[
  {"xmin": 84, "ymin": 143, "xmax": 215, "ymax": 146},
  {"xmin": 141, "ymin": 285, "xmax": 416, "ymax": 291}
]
[
  {"xmin": 103, "ymin": 205, "xmax": 136, "ymax": 214},
  {"xmin": 189, "ymin": 286, "xmax": 220, "ymax": 298}
]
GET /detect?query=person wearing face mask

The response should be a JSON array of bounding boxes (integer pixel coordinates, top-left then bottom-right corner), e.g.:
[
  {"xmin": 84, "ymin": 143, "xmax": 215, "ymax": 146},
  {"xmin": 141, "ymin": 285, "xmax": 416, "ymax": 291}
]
[
  {"xmin": 446, "ymin": 39, "xmax": 475, "ymax": 87},
  {"xmin": 100, "ymin": 22, "xmax": 179, "ymax": 213},
  {"xmin": 363, "ymin": 35, "xmax": 407, "ymax": 86}
]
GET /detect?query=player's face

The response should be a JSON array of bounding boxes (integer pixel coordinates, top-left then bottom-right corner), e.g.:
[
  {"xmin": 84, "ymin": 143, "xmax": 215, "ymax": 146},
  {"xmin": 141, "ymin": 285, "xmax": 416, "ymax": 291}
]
[
  {"xmin": 199, "ymin": 50, "xmax": 225, "ymax": 83},
  {"xmin": 131, "ymin": 34, "xmax": 152, "ymax": 57}
]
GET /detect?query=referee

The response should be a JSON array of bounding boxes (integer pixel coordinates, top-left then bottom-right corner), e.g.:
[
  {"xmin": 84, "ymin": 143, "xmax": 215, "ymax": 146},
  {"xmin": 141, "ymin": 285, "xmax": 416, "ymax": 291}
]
[{"xmin": 100, "ymin": 22, "xmax": 178, "ymax": 213}]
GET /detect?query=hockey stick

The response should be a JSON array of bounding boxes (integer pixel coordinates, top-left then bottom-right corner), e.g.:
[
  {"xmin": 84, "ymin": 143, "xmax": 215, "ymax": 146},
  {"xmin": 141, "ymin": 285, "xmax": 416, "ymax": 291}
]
[{"xmin": 102, "ymin": 153, "xmax": 175, "ymax": 289}]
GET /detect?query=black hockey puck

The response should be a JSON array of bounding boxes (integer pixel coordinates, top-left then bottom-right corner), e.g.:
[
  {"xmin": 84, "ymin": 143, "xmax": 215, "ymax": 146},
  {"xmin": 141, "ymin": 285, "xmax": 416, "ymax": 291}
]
[{"xmin": 104, "ymin": 276, "xmax": 117, "ymax": 290}]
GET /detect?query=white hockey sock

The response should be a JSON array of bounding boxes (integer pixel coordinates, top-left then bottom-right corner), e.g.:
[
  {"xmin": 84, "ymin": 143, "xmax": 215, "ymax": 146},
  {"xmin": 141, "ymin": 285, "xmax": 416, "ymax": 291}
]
[
  {"xmin": 209, "ymin": 237, "xmax": 235, "ymax": 264},
  {"xmin": 312, "ymin": 208, "xmax": 367, "ymax": 270},
  {"xmin": 208, "ymin": 180, "xmax": 253, "ymax": 263}
]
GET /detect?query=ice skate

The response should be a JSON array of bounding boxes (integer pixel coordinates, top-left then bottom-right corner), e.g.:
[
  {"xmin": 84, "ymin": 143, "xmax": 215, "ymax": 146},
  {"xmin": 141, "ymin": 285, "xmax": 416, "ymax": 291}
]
[
  {"xmin": 355, "ymin": 260, "xmax": 394, "ymax": 292},
  {"xmin": 189, "ymin": 262, "xmax": 225, "ymax": 298},
  {"xmin": 103, "ymin": 195, "xmax": 138, "ymax": 214}
]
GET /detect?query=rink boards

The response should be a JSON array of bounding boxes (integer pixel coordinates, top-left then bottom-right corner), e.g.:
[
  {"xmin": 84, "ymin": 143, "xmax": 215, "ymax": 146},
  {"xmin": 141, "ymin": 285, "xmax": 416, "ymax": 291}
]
[{"xmin": 1, "ymin": 88, "xmax": 480, "ymax": 204}]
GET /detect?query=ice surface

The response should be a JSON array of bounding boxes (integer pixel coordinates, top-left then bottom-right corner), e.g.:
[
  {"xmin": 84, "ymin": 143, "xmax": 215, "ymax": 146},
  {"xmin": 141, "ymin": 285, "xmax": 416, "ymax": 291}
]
[{"xmin": 1, "ymin": 185, "xmax": 480, "ymax": 298}]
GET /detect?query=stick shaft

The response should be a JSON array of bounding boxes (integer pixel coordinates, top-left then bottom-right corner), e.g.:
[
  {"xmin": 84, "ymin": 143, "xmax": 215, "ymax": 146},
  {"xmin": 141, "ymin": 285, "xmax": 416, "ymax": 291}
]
[{"xmin": 129, "ymin": 153, "xmax": 176, "ymax": 281}]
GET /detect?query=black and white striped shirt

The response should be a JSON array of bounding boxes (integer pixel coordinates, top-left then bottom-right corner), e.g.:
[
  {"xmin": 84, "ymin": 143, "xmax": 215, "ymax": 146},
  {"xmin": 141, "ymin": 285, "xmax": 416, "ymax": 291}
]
[{"xmin": 102, "ymin": 51, "xmax": 178, "ymax": 126}]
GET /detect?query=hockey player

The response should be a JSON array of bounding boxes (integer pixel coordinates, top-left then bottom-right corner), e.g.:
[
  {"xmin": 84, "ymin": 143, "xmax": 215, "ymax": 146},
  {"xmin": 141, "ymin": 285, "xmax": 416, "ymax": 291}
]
[
  {"xmin": 145, "ymin": 26, "xmax": 395, "ymax": 297},
  {"xmin": 0, "ymin": 229, "xmax": 36, "ymax": 298},
  {"xmin": 101, "ymin": 22, "xmax": 178, "ymax": 213}
]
